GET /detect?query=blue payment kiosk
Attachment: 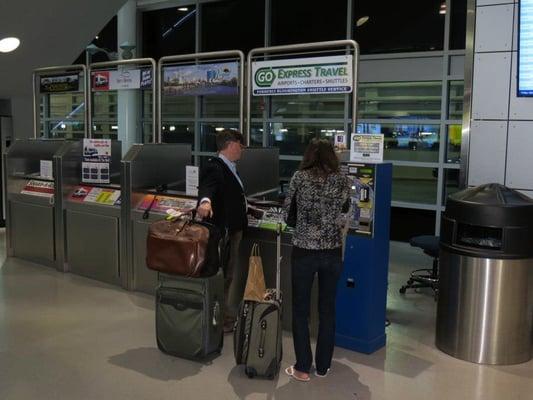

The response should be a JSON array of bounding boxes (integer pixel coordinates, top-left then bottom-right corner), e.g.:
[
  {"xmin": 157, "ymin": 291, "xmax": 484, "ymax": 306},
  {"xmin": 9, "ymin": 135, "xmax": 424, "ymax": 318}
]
[{"xmin": 335, "ymin": 162, "xmax": 392, "ymax": 354}]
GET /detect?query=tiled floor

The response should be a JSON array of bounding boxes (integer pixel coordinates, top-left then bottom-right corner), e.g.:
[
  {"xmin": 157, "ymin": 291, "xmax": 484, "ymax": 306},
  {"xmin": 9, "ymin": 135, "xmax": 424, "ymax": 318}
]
[{"xmin": 1, "ymin": 234, "xmax": 532, "ymax": 400}]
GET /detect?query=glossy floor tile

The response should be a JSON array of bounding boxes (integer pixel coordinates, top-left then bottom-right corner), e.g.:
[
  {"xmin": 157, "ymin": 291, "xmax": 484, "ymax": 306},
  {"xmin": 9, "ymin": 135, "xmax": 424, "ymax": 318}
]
[{"xmin": 0, "ymin": 237, "xmax": 532, "ymax": 400}]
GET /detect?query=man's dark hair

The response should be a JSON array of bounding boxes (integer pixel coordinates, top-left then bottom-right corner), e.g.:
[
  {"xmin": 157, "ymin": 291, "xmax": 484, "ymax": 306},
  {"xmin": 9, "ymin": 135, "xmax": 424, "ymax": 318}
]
[
  {"xmin": 216, "ymin": 129, "xmax": 245, "ymax": 151},
  {"xmin": 299, "ymin": 138, "xmax": 339, "ymax": 176}
]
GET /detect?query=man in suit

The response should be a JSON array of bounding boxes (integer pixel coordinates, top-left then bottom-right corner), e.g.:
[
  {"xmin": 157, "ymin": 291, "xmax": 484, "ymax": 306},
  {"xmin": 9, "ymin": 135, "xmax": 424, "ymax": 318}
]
[{"xmin": 197, "ymin": 129, "xmax": 247, "ymax": 333}]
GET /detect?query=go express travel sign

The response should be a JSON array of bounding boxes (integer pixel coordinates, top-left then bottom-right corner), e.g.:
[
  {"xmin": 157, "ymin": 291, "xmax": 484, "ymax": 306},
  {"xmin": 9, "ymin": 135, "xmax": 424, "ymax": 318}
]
[{"xmin": 252, "ymin": 55, "xmax": 353, "ymax": 96}]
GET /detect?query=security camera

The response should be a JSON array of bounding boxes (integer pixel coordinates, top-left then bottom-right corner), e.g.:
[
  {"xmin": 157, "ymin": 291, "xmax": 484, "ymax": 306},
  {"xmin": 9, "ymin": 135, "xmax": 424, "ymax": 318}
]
[{"xmin": 119, "ymin": 42, "xmax": 136, "ymax": 60}]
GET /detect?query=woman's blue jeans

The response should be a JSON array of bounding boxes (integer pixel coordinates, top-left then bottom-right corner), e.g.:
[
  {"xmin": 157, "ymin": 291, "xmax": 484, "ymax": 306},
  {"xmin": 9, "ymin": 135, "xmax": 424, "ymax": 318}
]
[{"xmin": 291, "ymin": 246, "xmax": 343, "ymax": 375}]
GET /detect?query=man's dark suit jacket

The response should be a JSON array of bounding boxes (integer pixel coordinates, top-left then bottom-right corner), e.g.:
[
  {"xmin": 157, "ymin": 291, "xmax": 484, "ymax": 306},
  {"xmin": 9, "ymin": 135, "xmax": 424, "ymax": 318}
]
[{"xmin": 198, "ymin": 156, "xmax": 247, "ymax": 233}]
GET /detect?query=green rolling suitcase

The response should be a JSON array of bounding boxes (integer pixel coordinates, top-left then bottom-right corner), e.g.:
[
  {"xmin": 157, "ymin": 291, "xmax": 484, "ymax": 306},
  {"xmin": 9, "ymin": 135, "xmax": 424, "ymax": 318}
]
[{"xmin": 156, "ymin": 269, "xmax": 224, "ymax": 360}]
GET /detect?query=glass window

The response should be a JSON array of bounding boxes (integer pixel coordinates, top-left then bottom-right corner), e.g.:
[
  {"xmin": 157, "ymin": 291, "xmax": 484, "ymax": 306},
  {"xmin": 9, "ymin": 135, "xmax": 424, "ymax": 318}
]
[
  {"xmin": 92, "ymin": 92, "xmax": 117, "ymax": 120},
  {"xmin": 271, "ymin": 94, "xmax": 346, "ymax": 119},
  {"xmin": 142, "ymin": 6, "xmax": 196, "ymax": 59},
  {"xmin": 357, "ymin": 123, "xmax": 440, "ymax": 162},
  {"xmin": 47, "ymin": 95, "xmax": 84, "ymax": 119},
  {"xmin": 446, "ymin": 124, "xmax": 462, "ymax": 164},
  {"xmin": 448, "ymin": 81, "xmax": 464, "ymax": 120},
  {"xmin": 442, "ymin": 168, "xmax": 461, "ymax": 205},
  {"xmin": 161, "ymin": 93, "xmax": 195, "ymax": 120},
  {"xmin": 201, "ymin": 0, "xmax": 264, "ymax": 53},
  {"xmin": 271, "ymin": 0, "xmax": 347, "ymax": 45},
  {"xmin": 279, "ymin": 159, "xmax": 301, "ymax": 181},
  {"xmin": 450, "ymin": 0, "xmax": 467, "ymax": 50},
  {"xmin": 267, "ymin": 122, "xmax": 343, "ymax": 156},
  {"xmin": 41, "ymin": 93, "xmax": 86, "ymax": 138},
  {"xmin": 201, "ymin": 96, "xmax": 239, "ymax": 119},
  {"xmin": 200, "ymin": 123, "xmax": 239, "ymax": 152},
  {"xmin": 251, "ymin": 97, "xmax": 266, "ymax": 119},
  {"xmin": 390, "ymin": 208, "xmax": 436, "ymax": 240},
  {"xmin": 250, "ymin": 124, "xmax": 264, "ymax": 147},
  {"xmin": 161, "ymin": 122, "xmax": 194, "ymax": 147},
  {"xmin": 358, "ymin": 82, "xmax": 442, "ymax": 119},
  {"xmin": 143, "ymin": 90, "xmax": 154, "ymax": 120},
  {"xmin": 42, "ymin": 120, "xmax": 85, "ymax": 139},
  {"xmin": 354, "ymin": 0, "xmax": 445, "ymax": 54},
  {"xmin": 92, "ymin": 123, "xmax": 118, "ymax": 140},
  {"xmin": 141, "ymin": 122, "xmax": 154, "ymax": 144},
  {"xmin": 392, "ymin": 166, "xmax": 438, "ymax": 204}
]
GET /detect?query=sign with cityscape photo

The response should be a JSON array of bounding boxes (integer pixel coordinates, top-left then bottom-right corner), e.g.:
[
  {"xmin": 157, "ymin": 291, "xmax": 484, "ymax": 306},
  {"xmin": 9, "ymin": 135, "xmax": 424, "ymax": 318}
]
[
  {"xmin": 252, "ymin": 55, "xmax": 353, "ymax": 96},
  {"xmin": 163, "ymin": 62, "xmax": 239, "ymax": 96}
]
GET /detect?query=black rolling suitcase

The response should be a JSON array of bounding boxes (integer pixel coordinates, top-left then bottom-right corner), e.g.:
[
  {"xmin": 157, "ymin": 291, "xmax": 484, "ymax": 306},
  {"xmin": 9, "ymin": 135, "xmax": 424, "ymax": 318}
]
[
  {"xmin": 156, "ymin": 268, "xmax": 224, "ymax": 360},
  {"xmin": 234, "ymin": 225, "xmax": 283, "ymax": 379}
]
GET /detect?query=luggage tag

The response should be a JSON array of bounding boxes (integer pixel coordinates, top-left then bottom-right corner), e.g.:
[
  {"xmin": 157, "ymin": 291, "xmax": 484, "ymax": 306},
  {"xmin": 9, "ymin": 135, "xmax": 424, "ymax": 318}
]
[
  {"xmin": 165, "ymin": 207, "xmax": 196, "ymax": 221},
  {"xmin": 165, "ymin": 208, "xmax": 183, "ymax": 220}
]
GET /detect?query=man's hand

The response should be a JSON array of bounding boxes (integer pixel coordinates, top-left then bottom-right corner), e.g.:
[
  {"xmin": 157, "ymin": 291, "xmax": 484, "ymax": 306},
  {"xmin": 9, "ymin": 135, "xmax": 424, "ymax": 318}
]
[{"xmin": 197, "ymin": 201, "xmax": 213, "ymax": 219}]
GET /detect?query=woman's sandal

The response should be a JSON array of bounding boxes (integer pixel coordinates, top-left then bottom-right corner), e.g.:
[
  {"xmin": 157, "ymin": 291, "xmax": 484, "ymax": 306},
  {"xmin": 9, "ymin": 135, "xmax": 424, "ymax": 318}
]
[{"xmin": 285, "ymin": 366, "xmax": 311, "ymax": 382}]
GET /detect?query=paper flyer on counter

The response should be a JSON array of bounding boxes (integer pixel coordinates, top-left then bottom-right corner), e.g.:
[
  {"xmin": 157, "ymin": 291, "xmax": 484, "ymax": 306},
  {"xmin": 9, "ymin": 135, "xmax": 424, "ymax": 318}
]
[
  {"xmin": 21, "ymin": 180, "xmax": 55, "ymax": 198},
  {"xmin": 83, "ymin": 187, "xmax": 121, "ymax": 206}
]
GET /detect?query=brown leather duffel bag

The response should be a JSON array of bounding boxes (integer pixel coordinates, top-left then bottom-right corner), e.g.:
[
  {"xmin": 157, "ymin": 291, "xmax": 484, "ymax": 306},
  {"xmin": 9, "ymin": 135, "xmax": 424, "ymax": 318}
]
[{"xmin": 146, "ymin": 217, "xmax": 222, "ymax": 277}]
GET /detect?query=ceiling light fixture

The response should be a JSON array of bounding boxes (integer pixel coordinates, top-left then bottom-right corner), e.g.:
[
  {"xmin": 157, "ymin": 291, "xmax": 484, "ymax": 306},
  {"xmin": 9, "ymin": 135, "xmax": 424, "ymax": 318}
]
[
  {"xmin": 178, "ymin": 7, "xmax": 189, "ymax": 11},
  {"xmin": 0, "ymin": 37, "xmax": 21, "ymax": 53},
  {"xmin": 356, "ymin": 16, "xmax": 370, "ymax": 27},
  {"xmin": 439, "ymin": 3, "xmax": 447, "ymax": 15}
]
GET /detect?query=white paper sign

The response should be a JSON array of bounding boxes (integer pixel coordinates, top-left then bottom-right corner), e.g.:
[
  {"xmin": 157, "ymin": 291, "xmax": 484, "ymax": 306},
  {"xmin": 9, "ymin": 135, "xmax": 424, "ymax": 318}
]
[
  {"xmin": 82, "ymin": 139, "xmax": 111, "ymax": 184},
  {"xmin": 252, "ymin": 55, "xmax": 353, "ymax": 96},
  {"xmin": 334, "ymin": 134, "xmax": 347, "ymax": 150},
  {"xmin": 40, "ymin": 160, "xmax": 53, "ymax": 179},
  {"xmin": 110, "ymin": 69, "xmax": 141, "ymax": 90},
  {"xmin": 186, "ymin": 165, "xmax": 199, "ymax": 197},
  {"xmin": 350, "ymin": 134, "xmax": 384, "ymax": 163},
  {"xmin": 92, "ymin": 69, "xmax": 142, "ymax": 91}
]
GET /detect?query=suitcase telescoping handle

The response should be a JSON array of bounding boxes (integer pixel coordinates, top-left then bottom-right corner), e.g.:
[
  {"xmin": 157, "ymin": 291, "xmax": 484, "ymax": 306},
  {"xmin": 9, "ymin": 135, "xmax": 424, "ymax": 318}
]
[{"xmin": 275, "ymin": 223, "xmax": 282, "ymax": 301}]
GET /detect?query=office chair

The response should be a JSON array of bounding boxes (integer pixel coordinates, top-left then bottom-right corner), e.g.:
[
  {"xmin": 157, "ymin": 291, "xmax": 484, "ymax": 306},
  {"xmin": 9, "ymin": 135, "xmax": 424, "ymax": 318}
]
[{"xmin": 399, "ymin": 235, "xmax": 440, "ymax": 300}]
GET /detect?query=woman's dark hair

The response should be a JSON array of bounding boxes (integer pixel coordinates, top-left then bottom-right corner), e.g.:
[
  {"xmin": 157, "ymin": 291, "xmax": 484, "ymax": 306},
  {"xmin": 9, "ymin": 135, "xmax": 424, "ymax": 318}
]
[{"xmin": 299, "ymin": 139, "xmax": 339, "ymax": 175}]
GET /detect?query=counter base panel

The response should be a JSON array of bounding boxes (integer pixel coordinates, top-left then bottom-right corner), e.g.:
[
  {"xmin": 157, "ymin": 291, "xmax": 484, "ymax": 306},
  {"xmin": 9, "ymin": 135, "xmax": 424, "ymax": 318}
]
[
  {"xmin": 9, "ymin": 200, "xmax": 56, "ymax": 266},
  {"xmin": 66, "ymin": 210, "xmax": 120, "ymax": 286},
  {"xmin": 132, "ymin": 219, "xmax": 158, "ymax": 295}
]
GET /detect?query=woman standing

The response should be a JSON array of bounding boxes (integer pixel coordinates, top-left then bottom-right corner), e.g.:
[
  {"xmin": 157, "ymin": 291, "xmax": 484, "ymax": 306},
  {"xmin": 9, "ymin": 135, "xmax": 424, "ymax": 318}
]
[{"xmin": 284, "ymin": 139, "xmax": 351, "ymax": 382}]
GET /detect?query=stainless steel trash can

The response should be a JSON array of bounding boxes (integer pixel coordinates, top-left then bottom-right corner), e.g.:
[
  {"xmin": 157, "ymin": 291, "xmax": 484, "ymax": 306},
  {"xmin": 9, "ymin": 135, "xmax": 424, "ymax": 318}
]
[{"xmin": 436, "ymin": 184, "xmax": 533, "ymax": 365}]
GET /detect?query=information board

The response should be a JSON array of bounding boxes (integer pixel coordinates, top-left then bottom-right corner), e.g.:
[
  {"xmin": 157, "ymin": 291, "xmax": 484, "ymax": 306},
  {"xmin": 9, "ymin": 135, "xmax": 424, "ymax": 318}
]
[{"xmin": 519, "ymin": 0, "xmax": 533, "ymax": 96}]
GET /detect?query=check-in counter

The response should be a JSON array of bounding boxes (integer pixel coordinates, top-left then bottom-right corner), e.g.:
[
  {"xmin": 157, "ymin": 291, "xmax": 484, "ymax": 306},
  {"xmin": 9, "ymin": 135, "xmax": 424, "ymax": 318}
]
[
  {"xmin": 121, "ymin": 143, "xmax": 192, "ymax": 292},
  {"xmin": 4, "ymin": 139, "xmax": 71, "ymax": 269},
  {"xmin": 61, "ymin": 140, "xmax": 123, "ymax": 286}
]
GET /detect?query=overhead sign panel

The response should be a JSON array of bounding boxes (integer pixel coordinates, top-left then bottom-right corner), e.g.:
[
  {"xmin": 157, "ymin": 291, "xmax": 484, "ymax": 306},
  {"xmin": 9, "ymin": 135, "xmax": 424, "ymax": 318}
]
[{"xmin": 252, "ymin": 55, "xmax": 353, "ymax": 96}]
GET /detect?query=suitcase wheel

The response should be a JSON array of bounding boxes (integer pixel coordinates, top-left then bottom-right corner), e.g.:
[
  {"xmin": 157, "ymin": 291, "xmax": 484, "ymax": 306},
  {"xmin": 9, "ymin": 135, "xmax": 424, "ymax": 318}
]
[{"xmin": 245, "ymin": 367, "xmax": 257, "ymax": 379}]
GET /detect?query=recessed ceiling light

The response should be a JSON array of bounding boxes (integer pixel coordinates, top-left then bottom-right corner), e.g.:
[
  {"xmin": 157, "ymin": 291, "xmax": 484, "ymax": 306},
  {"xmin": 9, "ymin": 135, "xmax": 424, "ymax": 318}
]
[
  {"xmin": 178, "ymin": 7, "xmax": 188, "ymax": 11},
  {"xmin": 0, "ymin": 37, "xmax": 21, "ymax": 53},
  {"xmin": 356, "ymin": 16, "xmax": 370, "ymax": 27}
]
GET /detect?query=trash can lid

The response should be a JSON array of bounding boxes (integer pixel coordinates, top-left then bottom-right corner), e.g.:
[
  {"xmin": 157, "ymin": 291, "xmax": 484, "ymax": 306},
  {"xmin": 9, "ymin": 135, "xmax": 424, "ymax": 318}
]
[{"xmin": 445, "ymin": 183, "xmax": 533, "ymax": 227}]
